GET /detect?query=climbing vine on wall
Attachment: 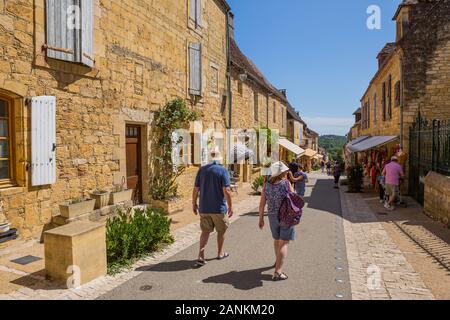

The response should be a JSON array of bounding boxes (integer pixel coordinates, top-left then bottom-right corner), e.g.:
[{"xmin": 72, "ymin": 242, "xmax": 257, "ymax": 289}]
[{"xmin": 150, "ymin": 98, "xmax": 198, "ymax": 201}]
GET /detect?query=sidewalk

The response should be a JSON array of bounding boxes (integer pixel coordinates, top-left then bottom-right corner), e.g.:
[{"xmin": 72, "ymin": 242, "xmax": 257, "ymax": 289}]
[
  {"xmin": 0, "ymin": 184, "xmax": 258, "ymax": 300},
  {"xmin": 341, "ymin": 183, "xmax": 450, "ymax": 300}
]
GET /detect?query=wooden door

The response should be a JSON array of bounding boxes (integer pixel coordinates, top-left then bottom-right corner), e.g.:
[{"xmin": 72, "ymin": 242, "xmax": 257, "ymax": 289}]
[{"xmin": 126, "ymin": 125, "xmax": 142, "ymax": 204}]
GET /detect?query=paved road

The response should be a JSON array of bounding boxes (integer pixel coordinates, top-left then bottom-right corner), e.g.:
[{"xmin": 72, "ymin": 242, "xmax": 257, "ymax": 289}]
[{"xmin": 100, "ymin": 173, "xmax": 352, "ymax": 300}]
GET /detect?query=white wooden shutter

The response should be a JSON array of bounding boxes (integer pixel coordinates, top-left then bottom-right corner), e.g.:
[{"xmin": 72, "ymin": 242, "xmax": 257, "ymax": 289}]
[
  {"xmin": 46, "ymin": 0, "xmax": 77, "ymax": 62},
  {"xmin": 189, "ymin": 43, "xmax": 202, "ymax": 96},
  {"xmin": 31, "ymin": 96, "xmax": 57, "ymax": 186},
  {"xmin": 195, "ymin": 0, "xmax": 202, "ymax": 27},
  {"xmin": 189, "ymin": 0, "xmax": 196, "ymax": 22},
  {"xmin": 81, "ymin": 0, "xmax": 94, "ymax": 67}
]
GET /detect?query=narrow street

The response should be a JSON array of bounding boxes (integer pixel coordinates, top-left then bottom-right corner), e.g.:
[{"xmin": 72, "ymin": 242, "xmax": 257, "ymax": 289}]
[{"xmin": 100, "ymin": 173, "xmax": 352, "ymax": 300}]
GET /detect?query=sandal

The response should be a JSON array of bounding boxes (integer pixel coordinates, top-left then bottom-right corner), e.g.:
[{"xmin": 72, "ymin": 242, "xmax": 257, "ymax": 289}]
[
  {"xmin": 194, "ymin": 259, "xmax": 207, "ymax": 268},
  {"xmin": 217, "ymin": 253, "xmax": 230, "ymax": 260},
  {"xmin": 273, "ymin": 272, "xmax": 289, "ymax": 281}
]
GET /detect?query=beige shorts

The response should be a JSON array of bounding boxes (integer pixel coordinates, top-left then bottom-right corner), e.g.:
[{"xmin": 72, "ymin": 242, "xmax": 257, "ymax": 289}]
[
  {"xmin": 200, "ymin": 214, "xmax": 230, "ymax": 234},
  {"xmin": 385, "ymin": 184, "xmax": 399, "ymax": 197}
]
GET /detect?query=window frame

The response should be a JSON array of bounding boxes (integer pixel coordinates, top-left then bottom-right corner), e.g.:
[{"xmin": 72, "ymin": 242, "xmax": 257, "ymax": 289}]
[{"xmin": 0, "ymin": 94, "xmax": 15, "ymax": 187}]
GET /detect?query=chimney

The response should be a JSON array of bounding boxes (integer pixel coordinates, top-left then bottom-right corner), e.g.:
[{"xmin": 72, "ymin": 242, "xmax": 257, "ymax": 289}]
[{"xmin": 228, "ymin": 12, "xmax": 235, "ymax": 39}]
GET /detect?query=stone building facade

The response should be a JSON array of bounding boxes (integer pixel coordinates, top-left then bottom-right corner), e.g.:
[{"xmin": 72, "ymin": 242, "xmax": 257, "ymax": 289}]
[
  {"xmin": 0, "ymin": 0, "xmax": 231, "ymax": 240},
  {"xmin": 349, "ymin": 0, "xmax": 450, "ymax": 198}
]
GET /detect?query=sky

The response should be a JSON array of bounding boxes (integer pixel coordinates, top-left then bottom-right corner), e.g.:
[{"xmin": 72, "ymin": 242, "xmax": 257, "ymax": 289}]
[{"xmin": 227, "ymin": 0, "xmax": 402, "ymax": 136}]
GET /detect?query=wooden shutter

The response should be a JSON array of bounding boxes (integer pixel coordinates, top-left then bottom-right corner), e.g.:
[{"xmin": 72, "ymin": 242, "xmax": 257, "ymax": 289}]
[
  {"xmin": 388, "ymin": 76, "xmax": 392, "ymax": 119},
  {"xmin": 31, "ymin": 96, "xmax": 57, "ymax": 186},
  {"xmin": 81, "ymin": 0, "xmax": 94, "ymax": 67},
  {"xmin": 189, "ymin": 0, "xmax": 196, "ymax": 22},
  {"xmin": 189, "ymin": 43, "xmax": 202, "ymax": 96},
  {"xmin": 195, "ymin": 0, "xmax": 202, "ymax": 27},
  {"xmin": 45, "ymin": 0, "xmax": 77, "ymax": 62}
]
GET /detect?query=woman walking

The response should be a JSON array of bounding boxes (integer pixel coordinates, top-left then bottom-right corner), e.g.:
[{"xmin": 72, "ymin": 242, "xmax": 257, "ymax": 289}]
[{"xmin": 259, "ymin": 161, "xmax": 296, "ymax": 281}]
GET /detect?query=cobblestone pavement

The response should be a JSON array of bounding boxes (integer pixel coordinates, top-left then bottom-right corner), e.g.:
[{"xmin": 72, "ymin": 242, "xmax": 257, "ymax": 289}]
[
  {"xmin": 0, "ymin": 190, "xmax": 260, "ymax": 300},
  {"xmin": 340, "ymin": 188, "xmax": 435, "ymax": 300}
]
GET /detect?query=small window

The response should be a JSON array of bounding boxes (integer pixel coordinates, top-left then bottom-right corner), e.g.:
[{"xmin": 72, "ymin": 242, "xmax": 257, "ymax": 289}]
[
  {"xmin": 273, "ymin": 102, "xmax": 276, "ymax": 123},
  {"xmin": 0, "ymin": 97, "xmax": 13, "ymax": 184},
  {"xmin": 238, "ymin": 81, "xmax": 243, "ymax": 95},
  {"xmin": 253, "ymin": 92, "xmax": 259, "ymax": 121},
  {"xmin": 395, "ymin": 81, "xmax": 401, "ymax": 107},
  {"xmin": 373, "ymin": 93, "xmax": 377, "ymax": 124},
  {"xmin": 210, "ymin": 65, "xmax": 219, "ymax": 95}
]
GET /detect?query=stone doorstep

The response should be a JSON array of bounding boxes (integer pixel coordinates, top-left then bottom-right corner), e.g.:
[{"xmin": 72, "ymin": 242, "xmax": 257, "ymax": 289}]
[{"xmin": 52, "ymin": 200, "xmax": 134, "ymax": 226}]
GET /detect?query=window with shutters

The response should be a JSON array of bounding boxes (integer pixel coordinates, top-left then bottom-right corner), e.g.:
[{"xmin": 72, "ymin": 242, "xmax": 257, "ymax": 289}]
[
  {"xmin": 210, "ymin": 65, "xmax": 219, "ymax": 95},
  {"xmin": 395, "ymin": 81, "xmax": 401, "ymax": 107},
  {"xmin": 382, "ymin": 82, "xmax": 387, "ymax": 121},
  {"xmin": 189, "ymin": 0, "xmax": 202, "ymax": 29},
  {"xmin": 373, "ymin": 93, "xmax": 377, "ymax": 124},
  {"xmin": 189, "ymin": 43, "xmax": 202, "ymax": 97},
  {"xmin": 253, "ymin": 92, "xmax": 259, "ymax": 122},
  {"xmin": 0, "ymin": 95, "xmax": 14, "ymax": 186},
  {"xmin": 273, "ymin": 102, "xmax": 276, "ymax": 124},
  {"xmin": 45, "ymin": 0, "xmax": 94, "ymax": 67},
  {"xmin": 388, "ymin": 76, "xmax": 392, "ymax": 120}
]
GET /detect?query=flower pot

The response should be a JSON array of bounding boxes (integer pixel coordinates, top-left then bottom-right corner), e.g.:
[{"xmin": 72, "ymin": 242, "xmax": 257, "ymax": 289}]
[
  {"xmin": 59, "ymin": 199, "xmax": 96, "ymax": 219},
  {"xmin": 91, "ymin": 192, "xmax": 110, "ymax": 210},
  {"xmin": 0, "ymin": 223, "xmax": 10, "ymax": 234},
  {"xmin": 150, "ymin": 198, "xmax": 184, "ymax": 215},
  {"xmin": 109, "ymin": 189, "xmax": 133, "ymax": 205}
]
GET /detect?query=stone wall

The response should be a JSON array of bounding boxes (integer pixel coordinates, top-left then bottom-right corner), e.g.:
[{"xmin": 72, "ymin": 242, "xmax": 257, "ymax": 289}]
[
  {"xmin": 0, "ymin": 0, "xmax": 229, "ymax": 240},
  {"xmin": 424, "ymin": 171, "xmax": 450, "ymax": 227}
]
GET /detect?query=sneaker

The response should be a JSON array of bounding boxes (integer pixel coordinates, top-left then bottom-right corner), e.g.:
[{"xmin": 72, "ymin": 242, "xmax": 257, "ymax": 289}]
[
  {"xmin": 379, "ymin": 200, "xmax": 384, "ymax": 204},
  {"xmin": 384, "ymin": 203, "xmax": 391, "ymax": 210}
]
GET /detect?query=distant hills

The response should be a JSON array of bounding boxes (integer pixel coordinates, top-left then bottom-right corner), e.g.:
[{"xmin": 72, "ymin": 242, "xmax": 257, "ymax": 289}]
[{"xmin": 319, "ymin": 135, "xmax": 347, "ymax": 162}]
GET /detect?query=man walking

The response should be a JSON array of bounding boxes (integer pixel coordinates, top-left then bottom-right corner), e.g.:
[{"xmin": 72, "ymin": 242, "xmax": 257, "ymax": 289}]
[
  {"xmin": 382, "ymin": 156, "xmax": 405, "ymax": 211},
  {"xmin": 192, "ymin": 148, "xmax": 233, "ymax": 267}
]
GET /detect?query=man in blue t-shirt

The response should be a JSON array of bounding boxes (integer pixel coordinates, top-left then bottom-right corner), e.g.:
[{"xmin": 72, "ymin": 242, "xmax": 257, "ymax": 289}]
[{"xmin": 192, "ymin": 148, "xmax": 233, "ymax": 267}]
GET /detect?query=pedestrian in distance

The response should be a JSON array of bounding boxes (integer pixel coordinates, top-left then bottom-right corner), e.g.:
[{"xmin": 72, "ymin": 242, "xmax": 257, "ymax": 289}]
[
  {"xmin": 321, "ymin": 160, "xmax": 325, "ymax": 174},
  {"xmin": 192, "ymin": 147, "xmax": 234, "ymax": 267},
  {"xmin": 259, "ymin": 161, "xmax": 299, "ymax": 281},
  {"xmin": 382, "ymin": 156, "xmax": 405, "ymax": 211},
  {"xmin": 292, "ymin": 165, "xmax": 308, "ymax": 198},
  {"xmin": 333, "ymin": 162, "xmax": 342, "ymax": 189}
]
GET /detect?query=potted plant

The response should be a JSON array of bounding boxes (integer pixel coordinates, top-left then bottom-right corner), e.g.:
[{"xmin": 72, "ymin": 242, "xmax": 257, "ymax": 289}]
[
  {"xmin": 91, "ymin": 190, "xmax": 110, "ymax": 209},
  {"xmin": 149, "ymin": 98, "xmax": 198, "ymax": 215},
  {"xmin": 109, "ymin": 184, "xmax": 133, "ymax": 205},
  {"xmin": 251, "ymin": 176, "xmax": 265, "ymax": 195},
  {"xmin": 59, "ymin": 198, "xmax": 96, "ymax": 219}
]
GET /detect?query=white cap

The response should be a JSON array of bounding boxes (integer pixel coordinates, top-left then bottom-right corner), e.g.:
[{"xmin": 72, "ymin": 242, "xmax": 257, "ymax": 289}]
[
  {"xmin": 270, "ymin": 161, "xmax": 290, "ymax": 178},
  {"xmin": 210, "ymin": 146, "xmax": 223, "ymax": 163}
]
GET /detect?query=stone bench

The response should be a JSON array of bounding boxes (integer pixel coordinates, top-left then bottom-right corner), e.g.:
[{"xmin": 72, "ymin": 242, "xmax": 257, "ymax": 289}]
[{"xmin": 44, "ymin": 221, "xmax": 107, "ymax": 288}]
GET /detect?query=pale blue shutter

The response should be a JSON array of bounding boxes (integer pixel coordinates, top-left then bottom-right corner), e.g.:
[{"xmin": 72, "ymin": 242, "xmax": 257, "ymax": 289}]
[
  {"xmin": 45, "ymin": 0, "xmax": 77, "ymax": 62},
  {"xmin": 189, "ymin": 0, "xmax": 196, "ymax": 22},
  {"xmin": 81, "ymin": 0, "xmax": 94, "ymax": 67},
  {"xmin": 195, "ymin": 0, "xmax": 202, "ymax": 27},
  {"xmin": 189, "ymin": 43, "xmax": 202, "ymax": 96},
  {"xmin": 31, "ymin": 97, "xmax": 57, "ymax": 186}
]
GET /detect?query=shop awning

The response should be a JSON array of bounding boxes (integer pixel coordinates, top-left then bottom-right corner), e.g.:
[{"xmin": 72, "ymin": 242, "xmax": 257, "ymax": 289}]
[
  {"xmin": 278, "ymin": 138, "xmax": 305, "ymax": 156},
  {"xmin": 348, "ymin": 136, "xmax": 398, "ymax": 153},
  {"xmin": 300, "ymin": 148, "xmax": 318, "ymax": 158},
  {"xmin": 347, "ymin": 135, "xmax": 371, "ymax": 146},
  {"xmin": 314, "ymin": 154, "xmax": 324, "ymax": 160}
]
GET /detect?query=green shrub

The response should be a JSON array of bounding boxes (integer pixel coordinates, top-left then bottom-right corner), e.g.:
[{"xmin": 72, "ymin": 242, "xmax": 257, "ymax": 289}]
[
  {"xmin": 106, "ymin": 207, "xmax": 174, "ymax": 274},
  {"xmin": 251, "ymin": 176, "xmax": 265, "ymax": 194},
  {"xmin": 347, "ymin": 165, "xmax": 364, "ymax": 193}
]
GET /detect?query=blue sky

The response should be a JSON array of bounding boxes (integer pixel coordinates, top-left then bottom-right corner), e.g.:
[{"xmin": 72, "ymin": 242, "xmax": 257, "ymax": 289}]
[{"xmin": 227, "ymin": 0, "xmax": 402, "ymax": 136}]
